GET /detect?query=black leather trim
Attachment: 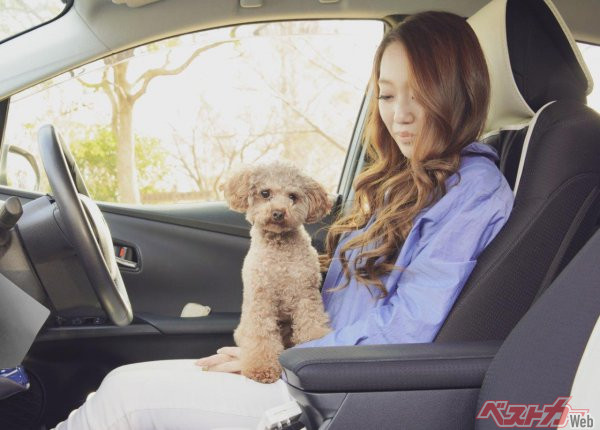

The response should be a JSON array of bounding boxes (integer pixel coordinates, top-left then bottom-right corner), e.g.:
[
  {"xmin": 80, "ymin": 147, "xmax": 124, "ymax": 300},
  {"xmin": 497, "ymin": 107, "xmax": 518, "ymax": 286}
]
[
  {"xmin": 280, "ymin": 341, "xmax": 501, "ymax": 393},
  {"xmin": 35, "ymin": 323, "xmax": 160, "ymax": 341},
  {"xmin": 134, "ymin": 312, "xmax": 239, "ymax": 335}
]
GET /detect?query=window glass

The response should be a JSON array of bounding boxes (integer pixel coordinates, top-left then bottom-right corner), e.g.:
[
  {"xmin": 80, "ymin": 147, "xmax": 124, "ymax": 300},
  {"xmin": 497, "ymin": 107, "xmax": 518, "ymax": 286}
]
[
  {"xmin": 3, "ymin": 20, "xmax": 383, "ymax": 204},
  {"xmin": 578, "ymin": 42, "xmax": 600, "ymax": 113},
  {"xmin": 0, "ymin": 0, "xmax": 67, "ymax": 43}
]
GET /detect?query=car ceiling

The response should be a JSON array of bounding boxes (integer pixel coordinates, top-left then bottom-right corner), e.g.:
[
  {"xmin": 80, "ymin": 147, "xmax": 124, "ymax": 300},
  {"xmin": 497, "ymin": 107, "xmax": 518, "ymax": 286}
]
[{"xmin": 0, "ymin": 0, "xmax": 598, "ymax": 99}]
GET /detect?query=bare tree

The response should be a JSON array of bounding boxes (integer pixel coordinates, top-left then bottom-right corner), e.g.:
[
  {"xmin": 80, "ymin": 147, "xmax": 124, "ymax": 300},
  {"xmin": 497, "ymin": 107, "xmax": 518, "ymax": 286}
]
[
  {"xmin": 166, "ymin": 21, "xmax": 366, "ymax": 199},
  {"xmin": 168, "ymin": 100, "xmax": 283, "ymax": 200},
  {"xmin": 78, "ymin": 39, "xmax": 235, "ymax": 203},
  {"xmin": 239, "ymin": 22, "xmax": 354, "ymax": 154}
]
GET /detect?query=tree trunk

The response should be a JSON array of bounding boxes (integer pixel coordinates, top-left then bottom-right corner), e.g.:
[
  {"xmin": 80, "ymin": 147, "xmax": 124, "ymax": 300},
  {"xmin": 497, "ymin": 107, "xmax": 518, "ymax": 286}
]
[
  {"xmin": 116, "ymin": 103, "xmax": 139, "ymax": 204},
  {"xmin": 113, "ymin": 64, "xmax": 140, "ymax": 204}
]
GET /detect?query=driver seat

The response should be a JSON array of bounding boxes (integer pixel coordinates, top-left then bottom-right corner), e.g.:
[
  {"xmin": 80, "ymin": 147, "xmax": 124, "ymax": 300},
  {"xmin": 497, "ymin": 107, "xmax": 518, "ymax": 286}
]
[{"xmin": 435, "ymin": 0, "xmax": 600, "ymax": 342}]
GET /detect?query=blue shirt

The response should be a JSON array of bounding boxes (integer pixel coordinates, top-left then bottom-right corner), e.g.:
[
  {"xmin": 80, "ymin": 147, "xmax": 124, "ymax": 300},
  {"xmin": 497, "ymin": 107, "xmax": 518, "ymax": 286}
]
[{"xmin": 293, "ymin": 141, "xmax": 514, "ymax": 348}]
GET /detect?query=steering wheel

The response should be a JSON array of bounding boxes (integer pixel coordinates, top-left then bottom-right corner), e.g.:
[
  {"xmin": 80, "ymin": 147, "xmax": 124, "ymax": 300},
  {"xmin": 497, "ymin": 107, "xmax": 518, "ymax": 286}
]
[{"xmin": 38, "ymin": 124, "xmax": 132, "ymax": 326}]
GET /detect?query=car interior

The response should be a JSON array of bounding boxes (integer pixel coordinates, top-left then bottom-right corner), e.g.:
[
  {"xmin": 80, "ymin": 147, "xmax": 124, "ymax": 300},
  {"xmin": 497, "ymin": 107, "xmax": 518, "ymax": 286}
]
[{"xmin": 0, "ymin": 0, "xmax": 599, "ymax": 429}]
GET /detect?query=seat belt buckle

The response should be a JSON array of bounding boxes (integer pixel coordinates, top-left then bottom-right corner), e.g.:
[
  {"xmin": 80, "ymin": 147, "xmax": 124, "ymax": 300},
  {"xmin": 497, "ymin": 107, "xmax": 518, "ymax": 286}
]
[{"xmin": 256, "ymin": 400, "xmax": 306, "ymax": 430}]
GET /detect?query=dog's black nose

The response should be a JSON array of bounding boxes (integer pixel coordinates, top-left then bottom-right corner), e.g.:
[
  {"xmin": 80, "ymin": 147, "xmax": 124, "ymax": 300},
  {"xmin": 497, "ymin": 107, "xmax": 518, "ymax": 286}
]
[{"xmin": 272, "ymin": 211, "xmax": 284, "ymax": 221}]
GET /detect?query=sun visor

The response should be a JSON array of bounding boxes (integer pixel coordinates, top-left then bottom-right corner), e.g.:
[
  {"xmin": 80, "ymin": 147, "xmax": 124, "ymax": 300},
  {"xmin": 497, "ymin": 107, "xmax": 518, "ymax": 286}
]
[{"xmin": 468, "ymin": 0, "xmax": 593, "ymax": 135}]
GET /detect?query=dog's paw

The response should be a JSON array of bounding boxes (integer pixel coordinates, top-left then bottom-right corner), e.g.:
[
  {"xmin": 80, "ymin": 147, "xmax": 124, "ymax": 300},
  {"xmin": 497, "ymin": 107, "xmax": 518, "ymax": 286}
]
[{"xmin": 243, "ymin": 365, "xmax": 282, "ymax": 384}]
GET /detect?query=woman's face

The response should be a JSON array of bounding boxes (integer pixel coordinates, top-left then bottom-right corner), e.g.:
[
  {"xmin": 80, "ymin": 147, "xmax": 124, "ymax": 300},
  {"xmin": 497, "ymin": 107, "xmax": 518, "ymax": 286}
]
[{"xmin": 377, "ymin": 42, "xmax": 425, "ymax": 159}]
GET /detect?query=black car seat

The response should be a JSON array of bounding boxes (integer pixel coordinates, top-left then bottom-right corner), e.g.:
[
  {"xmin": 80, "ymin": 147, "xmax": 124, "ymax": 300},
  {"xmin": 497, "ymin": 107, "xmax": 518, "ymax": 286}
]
[
  {"xmin": 435, "ymin": 0, "xmax": 600, "ymax": 342},
  {"xmin": 475, "ymin": 217, "xmax": 600, "ymax": 429},
  {"xmin": 279, "ymin": 195, "xmax": 600, "ymax": 430}
]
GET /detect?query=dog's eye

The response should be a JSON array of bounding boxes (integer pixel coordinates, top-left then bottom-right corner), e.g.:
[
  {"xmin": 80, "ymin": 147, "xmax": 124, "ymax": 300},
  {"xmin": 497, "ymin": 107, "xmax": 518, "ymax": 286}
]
[
  {"xmin": 260, "ymin": 190, "xmax": 270, "ymax": 199},
  {"xmin": 289, "ymin": 194, "xmax": 297, "ymax": 203}
]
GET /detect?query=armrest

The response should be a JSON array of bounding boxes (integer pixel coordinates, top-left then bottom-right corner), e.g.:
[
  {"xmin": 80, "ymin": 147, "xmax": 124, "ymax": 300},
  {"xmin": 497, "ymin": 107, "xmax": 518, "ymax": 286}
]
[{"xmin": 279, "ymin": 340, "xmax": 501, "ymax": 393}]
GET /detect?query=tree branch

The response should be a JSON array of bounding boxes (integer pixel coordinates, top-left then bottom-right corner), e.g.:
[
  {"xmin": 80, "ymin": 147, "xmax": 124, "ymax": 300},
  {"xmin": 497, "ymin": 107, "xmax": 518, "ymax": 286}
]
[
  {"xmin": 131, "ymin": 40, "xmax": 235, "ymax": 102},
  {"xmin": 241, "ymin": 60, "xmax": 346, "ymax": 152}
]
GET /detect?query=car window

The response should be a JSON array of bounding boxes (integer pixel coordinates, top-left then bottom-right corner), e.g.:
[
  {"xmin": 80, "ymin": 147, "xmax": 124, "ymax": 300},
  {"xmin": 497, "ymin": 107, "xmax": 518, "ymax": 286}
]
[
  {"xmin": 0, "ymin": 0, "xmax": 68, "ymax": 43},
  {"xmin": 578, "ymin": 43, "xmax": 600, "ymax": 113},
  {"xmin": 1, "ymin": 20, "xmax": 383, "ymax": 205}
]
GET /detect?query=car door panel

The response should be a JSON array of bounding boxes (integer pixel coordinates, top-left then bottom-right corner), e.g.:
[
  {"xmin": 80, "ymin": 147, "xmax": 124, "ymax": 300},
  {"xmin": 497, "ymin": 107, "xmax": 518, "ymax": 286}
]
[
  {"xmin": 104, "ymin": 208, "xmax": 250, "ymax": 317},
  {"xmin": 102, "ymin": 199, "xmax": 337, "ymax": 317},
  {"xmin": 0, "ymin": 192, "xmax": 337, "ymax": 428},
  {"xmin": 0, "ymin": 189, "xmax": 339, "ymax": 336}
]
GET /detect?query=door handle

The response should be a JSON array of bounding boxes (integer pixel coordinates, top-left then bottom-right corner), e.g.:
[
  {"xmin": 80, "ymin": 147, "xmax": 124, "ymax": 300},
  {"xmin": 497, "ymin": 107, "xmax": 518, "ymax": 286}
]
[
  {"xmin": 114, "ymin": 244, "xmax": 139, "ymax": 270},
  {"xmin": 116, "ymin": 256, "xmax": 138, "ymax": 269}
]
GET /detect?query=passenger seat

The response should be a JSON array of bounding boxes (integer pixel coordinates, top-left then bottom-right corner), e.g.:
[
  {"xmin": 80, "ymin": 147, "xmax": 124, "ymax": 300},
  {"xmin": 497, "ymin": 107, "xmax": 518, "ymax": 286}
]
[{"xmin": 436, "ymin": 0, "xmax": 600, "ymax": 343}]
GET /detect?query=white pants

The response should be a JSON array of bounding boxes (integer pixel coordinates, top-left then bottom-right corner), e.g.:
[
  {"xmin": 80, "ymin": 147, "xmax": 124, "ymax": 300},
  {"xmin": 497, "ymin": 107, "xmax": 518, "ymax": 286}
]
[{"xmin": 52, "ymin": 359, "xmax": 295, "ymax": 430}]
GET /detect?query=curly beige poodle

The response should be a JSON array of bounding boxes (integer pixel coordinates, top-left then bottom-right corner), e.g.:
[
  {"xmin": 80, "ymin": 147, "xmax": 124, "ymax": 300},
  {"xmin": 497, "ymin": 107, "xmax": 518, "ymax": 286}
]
[{"xmin": 222, "ymin": 161, "xmax": 334, "ymax": 383}]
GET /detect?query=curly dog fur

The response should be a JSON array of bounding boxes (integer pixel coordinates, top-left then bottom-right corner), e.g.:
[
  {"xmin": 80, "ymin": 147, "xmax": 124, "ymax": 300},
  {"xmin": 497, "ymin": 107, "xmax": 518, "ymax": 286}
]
[{"xmin": 222, "ymin": 161, "xmax": 333, "ymax": 383}]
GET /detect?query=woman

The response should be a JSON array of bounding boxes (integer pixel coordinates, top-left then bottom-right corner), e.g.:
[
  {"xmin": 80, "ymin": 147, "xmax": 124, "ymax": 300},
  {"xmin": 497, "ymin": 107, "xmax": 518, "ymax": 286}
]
[{"xmin": 54, "ymin": 11, "xmax": 514, "ymax": 430}]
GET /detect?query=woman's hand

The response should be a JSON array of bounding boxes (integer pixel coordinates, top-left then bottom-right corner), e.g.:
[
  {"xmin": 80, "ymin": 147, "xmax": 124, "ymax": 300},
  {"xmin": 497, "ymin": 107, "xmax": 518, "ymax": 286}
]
[{"xmin": 195, "ymin": 346, "xmax": 241, "ymax": 374}]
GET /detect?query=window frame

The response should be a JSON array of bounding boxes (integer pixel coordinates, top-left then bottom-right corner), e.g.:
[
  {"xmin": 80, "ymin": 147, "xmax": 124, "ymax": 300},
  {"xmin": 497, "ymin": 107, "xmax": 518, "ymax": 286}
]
[{"xmin": 0, "ymin": 17, "xmax": 386, "ymax": 215}]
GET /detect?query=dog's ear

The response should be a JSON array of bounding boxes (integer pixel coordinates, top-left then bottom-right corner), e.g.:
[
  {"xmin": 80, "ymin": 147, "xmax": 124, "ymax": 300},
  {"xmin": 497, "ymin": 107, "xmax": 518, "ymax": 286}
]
[
  {"xmin": 220, "ymin": 167, "xmax": 255, "ymax": 212},
  {"xmin": 304, "ymin": 179, "xmax": 333, "ymax": 224}
]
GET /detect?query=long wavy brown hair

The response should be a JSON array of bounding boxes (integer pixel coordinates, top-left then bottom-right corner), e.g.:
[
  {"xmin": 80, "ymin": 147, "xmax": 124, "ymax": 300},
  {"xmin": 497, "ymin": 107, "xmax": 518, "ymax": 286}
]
[{"xmin": 319, "ymin": 11, "xmax": 490, "ymax": 299}]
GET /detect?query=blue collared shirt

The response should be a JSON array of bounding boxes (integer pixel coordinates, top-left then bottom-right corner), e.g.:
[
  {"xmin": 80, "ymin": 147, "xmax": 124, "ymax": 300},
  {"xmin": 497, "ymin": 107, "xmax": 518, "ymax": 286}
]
[{"xmin": 293, "ymin": 141, "xmax": 514, "ymax": 348}]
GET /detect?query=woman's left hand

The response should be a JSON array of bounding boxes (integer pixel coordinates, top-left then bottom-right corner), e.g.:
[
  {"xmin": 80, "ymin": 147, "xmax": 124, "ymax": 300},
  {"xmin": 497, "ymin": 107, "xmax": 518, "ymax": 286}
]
[{"xmin": 195, "ymin": 346, "xmax": 242, "ymax": 374}]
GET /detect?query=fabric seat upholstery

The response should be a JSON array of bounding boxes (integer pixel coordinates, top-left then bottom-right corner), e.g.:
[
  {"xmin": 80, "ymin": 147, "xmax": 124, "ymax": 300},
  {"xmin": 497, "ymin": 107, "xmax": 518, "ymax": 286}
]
[
  {"xmin": 475, "ymin": 217, "xmax": 600, "ymax": 429},
  {"xmin": 436, "ymin": 0, "xmax": 600, "ymax": 342}
]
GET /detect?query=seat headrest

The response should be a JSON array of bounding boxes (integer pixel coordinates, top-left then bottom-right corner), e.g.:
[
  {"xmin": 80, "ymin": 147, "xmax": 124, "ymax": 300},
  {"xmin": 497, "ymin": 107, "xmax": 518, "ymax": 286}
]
[{"xmin": 468, "ymin": 0, "xmax": 594, "ymax": 135}]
